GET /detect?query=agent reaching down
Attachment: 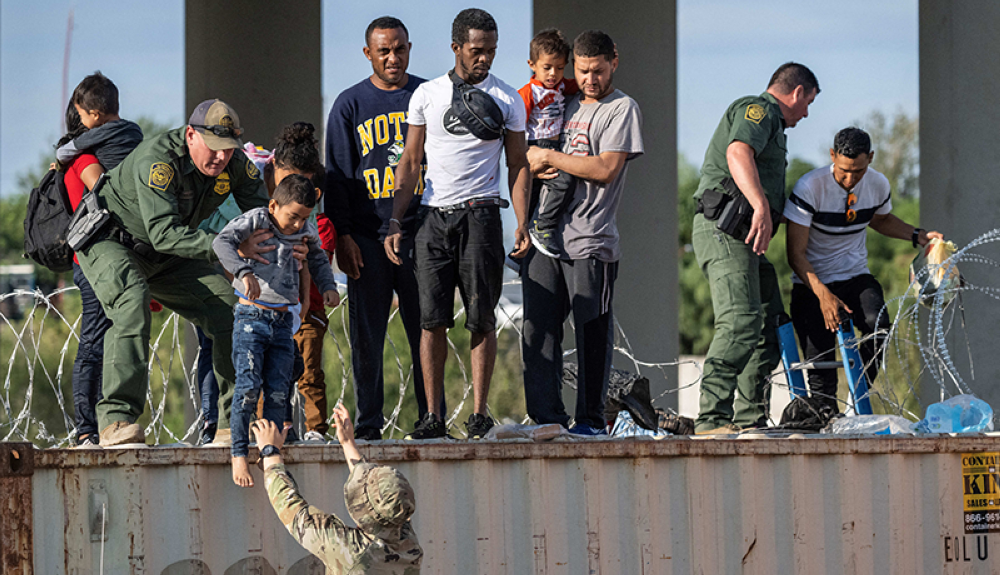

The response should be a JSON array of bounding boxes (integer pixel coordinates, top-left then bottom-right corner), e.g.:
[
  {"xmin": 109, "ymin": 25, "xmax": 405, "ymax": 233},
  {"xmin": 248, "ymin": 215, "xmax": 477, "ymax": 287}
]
[{"xmin": 75, "ymin": 99, "xmax": 271, "ymax": 446}]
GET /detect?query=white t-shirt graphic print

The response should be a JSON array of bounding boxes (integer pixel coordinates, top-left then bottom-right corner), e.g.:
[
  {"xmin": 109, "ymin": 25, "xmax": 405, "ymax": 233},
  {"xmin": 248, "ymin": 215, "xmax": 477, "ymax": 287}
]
[{"xmin": 407, "ymin": 73, "xmax": 526, "ymax": 206}]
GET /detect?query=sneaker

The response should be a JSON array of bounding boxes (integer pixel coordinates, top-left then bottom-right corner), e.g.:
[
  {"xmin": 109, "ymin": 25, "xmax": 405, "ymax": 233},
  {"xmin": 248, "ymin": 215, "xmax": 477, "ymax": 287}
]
[
  {"xmin": 529, "ymin": 219, "xmax": 562, "ymax": 258},
  {"xmin": 405, "ymin": 413, "xmax": 448, "ymax": 440},
  {"xmin": 464, "ymin": 413, "xmax": 495, "ymax": 439},
  {"xmin": 355, "ymin": 428, "xmax": 382, "ymax": 441},
  {"xmin": 567, "ymin": 423, "xmax": 607, "ymax": 436},
  {"xmin": 74, "ymin": 434, "xmax": 100, "ymax": 448},
  {"xmin": 209, "ymin": 427, "xmax": 232, "ymax": 446},
  {"xmin": 694, "ymin": 423, "xmax": 741, "ymax": 435},
  {"xmin": 284, "ymin": 426, "xmax": 300, "ymax": 444},
  {"xmin": 99, "ymin": 421, "xmax": 145, "ymax": 446},
  {"xmin": 302, "ymin": 430, "xmax": 326, "ymax": 443},
  {"xmin": 197, "ymin": 422, "xmax": 217, "ymax": 446}
]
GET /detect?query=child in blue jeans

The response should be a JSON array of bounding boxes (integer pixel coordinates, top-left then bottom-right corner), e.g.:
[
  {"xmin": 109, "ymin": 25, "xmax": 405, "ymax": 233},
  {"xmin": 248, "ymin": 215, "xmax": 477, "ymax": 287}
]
[{"xmin": 213, "ymin": 174, "xmax": 340, "ymax": 487}]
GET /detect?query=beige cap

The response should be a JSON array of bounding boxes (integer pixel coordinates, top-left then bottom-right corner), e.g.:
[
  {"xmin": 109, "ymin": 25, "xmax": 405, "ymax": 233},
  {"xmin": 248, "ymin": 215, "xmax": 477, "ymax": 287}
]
[{"xmin": 188, "ymin": 99, "xmax": 244, "ymax": 150}]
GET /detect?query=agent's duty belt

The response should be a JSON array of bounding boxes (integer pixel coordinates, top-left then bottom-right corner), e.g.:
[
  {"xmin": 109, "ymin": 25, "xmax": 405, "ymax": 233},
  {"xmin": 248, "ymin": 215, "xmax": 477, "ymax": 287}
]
[
  {"xmin": 107, "ymin": 225, "xmax": 169, "ymax": 263},
  {"xmin": 433, "ymin": 197, "xmax": 509, "ymax": 213}
]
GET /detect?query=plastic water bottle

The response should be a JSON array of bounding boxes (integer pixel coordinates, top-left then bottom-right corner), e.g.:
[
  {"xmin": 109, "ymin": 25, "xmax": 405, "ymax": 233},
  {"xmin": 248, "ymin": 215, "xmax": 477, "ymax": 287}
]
[{"xmin": 916, "ymin": 395, "xmax": 994, "ymax": 433}]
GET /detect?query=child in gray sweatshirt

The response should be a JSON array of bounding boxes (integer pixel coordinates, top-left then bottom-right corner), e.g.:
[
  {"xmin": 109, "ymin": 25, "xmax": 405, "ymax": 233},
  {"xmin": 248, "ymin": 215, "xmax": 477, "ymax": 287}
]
[{"xmin": 213, "ymin": 174, "xmax": 339, "ymax": 487}]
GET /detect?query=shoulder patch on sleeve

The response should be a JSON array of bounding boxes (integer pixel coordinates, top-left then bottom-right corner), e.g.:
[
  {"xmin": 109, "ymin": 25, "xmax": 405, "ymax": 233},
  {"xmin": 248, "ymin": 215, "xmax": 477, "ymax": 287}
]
[
  {"xmin": 246, "ymin": 158, "xmax": 261, "ymax": 180},
  {"xmin": 148, "ymin": 162, "xmax": 174, "ymax": 191},
  {"xmin": 744, "ymin": 103, "xmax": 766, "ymax": 125}
]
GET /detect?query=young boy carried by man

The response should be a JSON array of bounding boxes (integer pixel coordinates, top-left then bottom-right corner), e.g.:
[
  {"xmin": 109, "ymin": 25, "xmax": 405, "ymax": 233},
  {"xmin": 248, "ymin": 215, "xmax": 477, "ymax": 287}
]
[
  {"xmin": 518, "ymin": 29, "xmax": 578, "ymax": 259},
  {"xmin": 213, "ymin": 174, "xmax": 340, "ymax": 487}
]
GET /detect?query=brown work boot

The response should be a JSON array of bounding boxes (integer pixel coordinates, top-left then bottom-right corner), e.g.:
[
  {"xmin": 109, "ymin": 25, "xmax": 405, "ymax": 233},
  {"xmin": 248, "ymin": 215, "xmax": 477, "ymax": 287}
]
[
  {"xmin": 210, "ymin": 428, "xmax": 232, "ymax": 446},
  {"xmin": 99, "ymin": 421, "xmax": 145, "ymax": 446},
  {"xmin": 694, "ymin": 423, "xmax": 741, "ymax": 435}
]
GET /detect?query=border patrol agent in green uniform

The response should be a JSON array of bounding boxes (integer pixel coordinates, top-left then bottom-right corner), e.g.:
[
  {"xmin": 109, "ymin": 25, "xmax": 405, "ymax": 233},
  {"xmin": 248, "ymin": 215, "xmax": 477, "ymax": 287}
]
[
  {"xmin": 77, "ymin": 99, "xmax": 269, "ymax": 445},
  {"xmin": 692, "ymin": 63, "xmax": 819, "ymax": 434}
]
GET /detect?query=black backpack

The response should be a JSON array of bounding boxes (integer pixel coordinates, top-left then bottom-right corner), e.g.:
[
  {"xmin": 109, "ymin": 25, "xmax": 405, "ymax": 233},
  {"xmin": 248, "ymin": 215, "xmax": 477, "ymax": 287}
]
[{"xmin": 23, "ymin": 168, "xmax": 75, "ymax": 273}]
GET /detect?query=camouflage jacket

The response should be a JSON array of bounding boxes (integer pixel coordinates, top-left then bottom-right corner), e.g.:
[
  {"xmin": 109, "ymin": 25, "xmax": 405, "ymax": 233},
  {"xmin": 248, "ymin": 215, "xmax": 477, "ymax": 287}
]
[{"xmin": 265, "ymin": 464, "xmax": 423, "ymax": 574}]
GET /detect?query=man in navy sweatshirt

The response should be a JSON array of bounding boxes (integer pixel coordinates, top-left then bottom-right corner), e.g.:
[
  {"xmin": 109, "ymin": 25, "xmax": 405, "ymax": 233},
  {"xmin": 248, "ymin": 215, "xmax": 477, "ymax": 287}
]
[{"xmin": 325, "ymin": 16, "xmax": 434, "ymax": 440}]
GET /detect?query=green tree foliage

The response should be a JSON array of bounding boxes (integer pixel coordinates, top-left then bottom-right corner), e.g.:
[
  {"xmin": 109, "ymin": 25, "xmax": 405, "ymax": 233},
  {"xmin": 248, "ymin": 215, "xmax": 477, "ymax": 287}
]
[{"xmin": 854, "ymin": 109, "xmax": 919, "ymax": 198}]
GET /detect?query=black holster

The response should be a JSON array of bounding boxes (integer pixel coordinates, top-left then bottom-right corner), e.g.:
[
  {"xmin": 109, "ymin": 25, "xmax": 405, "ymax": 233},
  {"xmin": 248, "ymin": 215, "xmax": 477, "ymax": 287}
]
[{"xmin": 697, "ymin": 177, "xmax": 781, "ymax": 241}]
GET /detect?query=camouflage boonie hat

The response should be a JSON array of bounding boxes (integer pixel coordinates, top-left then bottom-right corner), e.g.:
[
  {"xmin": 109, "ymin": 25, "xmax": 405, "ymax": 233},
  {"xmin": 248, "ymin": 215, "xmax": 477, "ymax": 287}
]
[{"xmin": 344, "ymin": 463, "xmax": 416, "ymax": 533}]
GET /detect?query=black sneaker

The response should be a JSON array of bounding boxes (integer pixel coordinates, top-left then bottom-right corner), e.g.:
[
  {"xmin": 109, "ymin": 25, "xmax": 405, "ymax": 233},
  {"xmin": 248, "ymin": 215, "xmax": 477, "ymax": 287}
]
[
  {"xmin": 355, "ymin": 427, "xmax": 382, "ymax": 441},
  {"xmin": 197, "ymin": 422, "xmax": 217, "ymax": 446},
  {"xmin": 284, "ymin": 426, "xmax": 300, "ymax": 444},
  {"xmin": 405, "ymin": 413, "xmax": 448, "ymax": 440},
  {"xmin": 74, "ymin": 434, "xmax": 100, "ymax": 448},
  {"xmin": 529, "ymin": 219, "xmax": 562, "ymax": 258},
  {"xmin": 465, "ymin": 413, "xmax": 495, "ymax": 439}
]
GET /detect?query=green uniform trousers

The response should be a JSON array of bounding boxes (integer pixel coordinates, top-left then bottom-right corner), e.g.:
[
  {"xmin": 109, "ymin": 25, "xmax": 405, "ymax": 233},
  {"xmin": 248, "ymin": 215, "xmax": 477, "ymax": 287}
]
[
  {"xmin": 692, "ymin": 213, "xmax": 782, "ymax": 431},
  {"xmin": 77, "ymin": 238, "xmax": 238, "ymax": 431}
]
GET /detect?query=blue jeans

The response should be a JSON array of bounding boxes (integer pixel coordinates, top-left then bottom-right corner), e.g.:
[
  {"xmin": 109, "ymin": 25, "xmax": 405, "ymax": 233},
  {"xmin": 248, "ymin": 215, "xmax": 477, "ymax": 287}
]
[
  {"xmin": 230, "ymin": 304, "xmax": 295, "ymax": 457},
  {"xmin": 196, "ymin": 327, "xmax": 219, "ymax": 425},
  {"xmin": 72, "ymin": 263, "xmax": 112, "ymax": 438}
]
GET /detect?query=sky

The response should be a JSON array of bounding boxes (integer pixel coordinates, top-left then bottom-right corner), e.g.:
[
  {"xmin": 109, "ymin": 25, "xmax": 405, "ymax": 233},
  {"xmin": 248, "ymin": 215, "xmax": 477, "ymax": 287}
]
[{"xmin": 0, "ymin": 0, "xmax": 918, "ymax": 199}]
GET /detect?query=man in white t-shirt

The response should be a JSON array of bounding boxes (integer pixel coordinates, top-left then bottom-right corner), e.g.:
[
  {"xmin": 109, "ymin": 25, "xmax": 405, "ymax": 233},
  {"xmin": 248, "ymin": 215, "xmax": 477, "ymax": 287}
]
[
  {"xmin": 384, "ymin": 8, "xmax": 531, "ymax": 440},
  {"xmin": 785, "ymin": 127, "xmax": 943, "ymax": 411}
]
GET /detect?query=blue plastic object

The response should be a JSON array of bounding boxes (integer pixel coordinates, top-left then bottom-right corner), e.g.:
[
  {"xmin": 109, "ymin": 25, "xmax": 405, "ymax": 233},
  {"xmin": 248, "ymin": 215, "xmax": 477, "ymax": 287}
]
[
  {"xmin": 916, "ymin": 395, "xmax": 994, "ymax": 433},
  {"xmin": 776, "ymin": 315, "xmax": 807, "ymax": 398},
  {"xmin": 837, "ymin": 316, "xmax": 873, "ymax": 415}
]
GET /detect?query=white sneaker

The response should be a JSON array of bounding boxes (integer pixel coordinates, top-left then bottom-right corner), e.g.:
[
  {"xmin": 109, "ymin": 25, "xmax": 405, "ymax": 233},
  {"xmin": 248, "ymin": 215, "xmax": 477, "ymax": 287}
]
[{"xmin": 302, "ymin": 430, "xmax": 326, "ymax": 443}]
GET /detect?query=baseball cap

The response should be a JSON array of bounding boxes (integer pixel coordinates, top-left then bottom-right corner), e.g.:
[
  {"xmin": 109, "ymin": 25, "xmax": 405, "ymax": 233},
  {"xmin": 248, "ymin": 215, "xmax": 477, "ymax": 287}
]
[
  {"xmin": 344, "ymin": 463, "xmax": 416, "ymax": 533},
  {"xmin": 188, "ymin": 99, "xmax": 244, "ymax": 151}
]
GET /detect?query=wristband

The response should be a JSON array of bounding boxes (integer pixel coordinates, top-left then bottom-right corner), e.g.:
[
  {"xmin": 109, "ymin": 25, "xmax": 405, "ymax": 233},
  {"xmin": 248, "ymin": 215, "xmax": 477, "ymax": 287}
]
[
  {"xmin": 912, "ymin": 228, "xmax": 924, "ymax": 248},
  {"xmin": 389, "ymin": 218, "xmax": 402, "ymax": 227}
]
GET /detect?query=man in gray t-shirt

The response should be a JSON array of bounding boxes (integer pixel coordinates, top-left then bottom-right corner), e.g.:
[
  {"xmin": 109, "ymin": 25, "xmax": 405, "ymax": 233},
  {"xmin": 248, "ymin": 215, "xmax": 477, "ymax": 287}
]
[{"xmin": 523, "ymin": 30, "xmax": 644, "ymax": 433}]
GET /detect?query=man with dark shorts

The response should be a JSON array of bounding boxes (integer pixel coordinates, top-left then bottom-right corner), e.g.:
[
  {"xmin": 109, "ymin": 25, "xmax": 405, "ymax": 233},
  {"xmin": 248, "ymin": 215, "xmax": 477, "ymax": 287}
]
[
  {"xmin": 522, "ymin": 30, "xmax": 644, "ymax": 434},
  {"xmin": 692, "ymin": 63, "xmax": 819, "ymax": 434},
  {"xmin": 326, "ymin": 16, "xmax": 435, "ymax": 440},
  {"xmin": 384, "ymin": 8, "xmax": 531, "ymax": 439}
]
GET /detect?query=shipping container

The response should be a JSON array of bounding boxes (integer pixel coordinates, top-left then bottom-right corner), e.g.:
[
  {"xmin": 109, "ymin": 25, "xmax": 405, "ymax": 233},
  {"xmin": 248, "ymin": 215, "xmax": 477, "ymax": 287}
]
[{"xmin": 5, "ymin": 435, "xmax": 1000, "ymax": 574}]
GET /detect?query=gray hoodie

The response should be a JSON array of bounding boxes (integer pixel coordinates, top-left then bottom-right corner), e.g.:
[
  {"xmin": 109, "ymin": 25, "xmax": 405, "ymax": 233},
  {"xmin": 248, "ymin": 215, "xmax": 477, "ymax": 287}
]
[{"xmin": 213, "ymin": 207, "xmax": 337, "ymax": 306}]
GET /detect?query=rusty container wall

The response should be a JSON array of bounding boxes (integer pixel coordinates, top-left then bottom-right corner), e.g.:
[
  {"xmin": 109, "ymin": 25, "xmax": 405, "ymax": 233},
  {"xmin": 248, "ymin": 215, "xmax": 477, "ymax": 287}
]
[
  {"xmin": 1, "ymin": 443, "xmax": 34, "ymax": 575},
  {"xmin": 30, "ymin": 438, "xmax": 1000, "ymax": 574}
]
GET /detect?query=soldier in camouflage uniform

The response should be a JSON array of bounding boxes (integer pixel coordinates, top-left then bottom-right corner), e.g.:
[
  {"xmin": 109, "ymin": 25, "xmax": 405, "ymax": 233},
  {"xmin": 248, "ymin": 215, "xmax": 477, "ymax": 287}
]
[{"xmin": 254, "ymin": 405, "xmax": 422, "ymax": 574}]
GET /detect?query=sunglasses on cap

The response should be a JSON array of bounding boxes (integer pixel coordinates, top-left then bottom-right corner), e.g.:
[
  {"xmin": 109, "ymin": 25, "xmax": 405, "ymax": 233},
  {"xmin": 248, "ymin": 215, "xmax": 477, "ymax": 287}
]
[
  {"xmin": 191, "ymin": 124, "xmax": 244, "ymax": 139},
  {"xmin": 844, "ymin": 191, "xmax": 858, "ymax": 223}
]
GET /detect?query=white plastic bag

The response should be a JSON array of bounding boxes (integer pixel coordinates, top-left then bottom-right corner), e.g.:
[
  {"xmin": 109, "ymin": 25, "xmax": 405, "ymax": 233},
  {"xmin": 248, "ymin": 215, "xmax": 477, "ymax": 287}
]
[
  {"xmin": 909, "ymin": 237, "xmax": 960, "ymax": 308},
  {"xmin": 823, "ymin": 414, "xmax": 916, "ymax": 435}
]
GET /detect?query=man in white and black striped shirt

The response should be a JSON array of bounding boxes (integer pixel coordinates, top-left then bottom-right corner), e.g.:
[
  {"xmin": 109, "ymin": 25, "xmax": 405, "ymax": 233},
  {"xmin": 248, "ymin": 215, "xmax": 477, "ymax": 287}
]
[{"xmin": 784, "ymin": 127, "xmax": 943, "ymax": 411}]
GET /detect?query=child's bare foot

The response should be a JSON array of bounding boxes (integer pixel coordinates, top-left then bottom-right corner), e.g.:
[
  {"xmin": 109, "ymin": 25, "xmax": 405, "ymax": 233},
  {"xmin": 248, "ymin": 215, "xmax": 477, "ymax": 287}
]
[{"xmin": 231, "ymin": 456, "xmax": 254, "ymax": 488}]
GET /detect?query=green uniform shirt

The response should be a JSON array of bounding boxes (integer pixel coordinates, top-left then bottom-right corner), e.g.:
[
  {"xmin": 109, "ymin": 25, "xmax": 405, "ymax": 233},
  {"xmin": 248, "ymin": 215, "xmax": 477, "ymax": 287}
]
[
  {"xmin": 695, "ymin": 92, "xmax": 787, "ymax": 210},
  {"xmin": 99, "ymin": 127, "xmax": 268, "ymax": 260},
  {"xmin": 265, "ymin": 463, "xmax": 423, "ymax": 574}
]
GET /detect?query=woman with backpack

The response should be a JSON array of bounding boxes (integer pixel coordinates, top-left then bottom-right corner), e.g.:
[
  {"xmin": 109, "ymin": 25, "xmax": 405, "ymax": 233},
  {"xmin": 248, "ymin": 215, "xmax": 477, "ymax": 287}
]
[{"xmin": 58, "ymin": 102, "xmax": 109, "ymax": 447}]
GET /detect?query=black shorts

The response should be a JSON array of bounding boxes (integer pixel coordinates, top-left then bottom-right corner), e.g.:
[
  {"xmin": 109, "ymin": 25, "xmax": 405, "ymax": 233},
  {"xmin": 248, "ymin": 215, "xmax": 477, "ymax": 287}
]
[{"xmin": 414, "ymin": 204, "xmax": 504, "ymax": 332}]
